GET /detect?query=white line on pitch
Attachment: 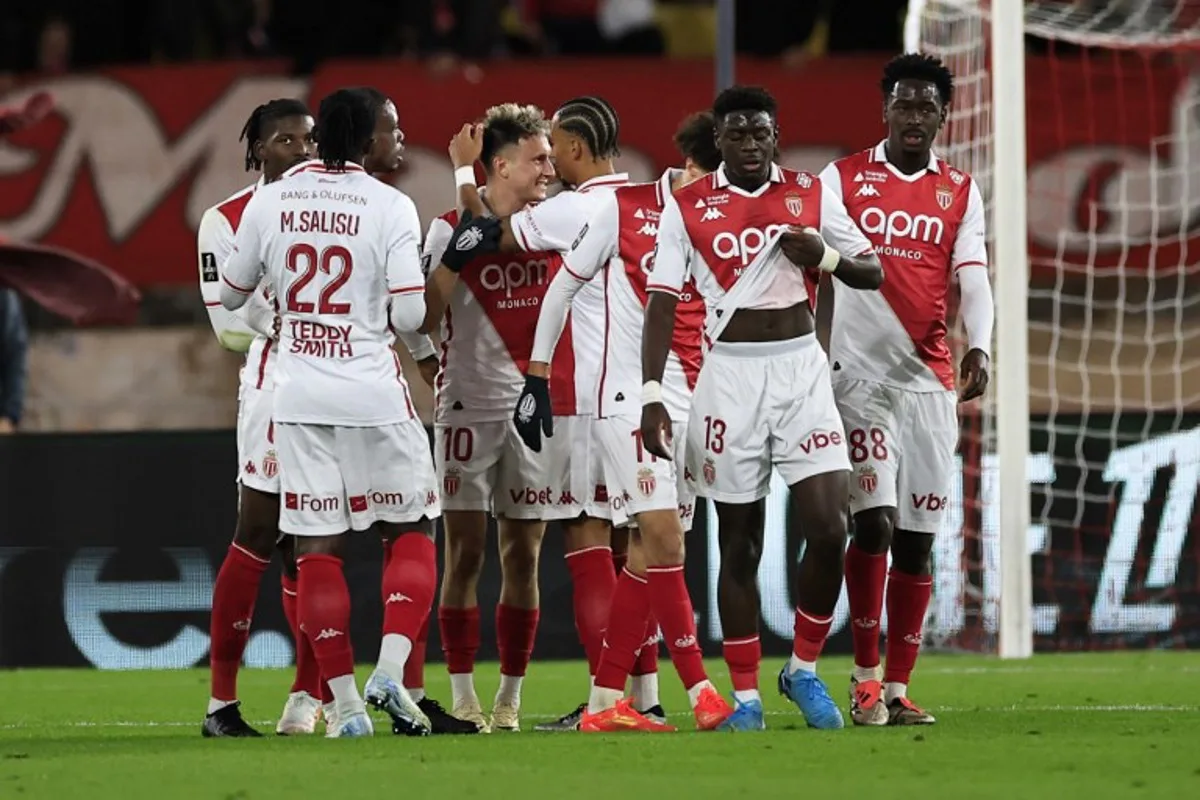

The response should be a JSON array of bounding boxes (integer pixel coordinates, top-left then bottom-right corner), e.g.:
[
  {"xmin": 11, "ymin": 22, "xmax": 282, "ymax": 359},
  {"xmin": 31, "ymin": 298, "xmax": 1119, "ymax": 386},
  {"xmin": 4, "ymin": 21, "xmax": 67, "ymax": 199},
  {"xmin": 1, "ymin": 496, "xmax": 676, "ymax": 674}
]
[{"xmin": 1, "ymin": 705, "xmax": 1194, "ymax": 731}]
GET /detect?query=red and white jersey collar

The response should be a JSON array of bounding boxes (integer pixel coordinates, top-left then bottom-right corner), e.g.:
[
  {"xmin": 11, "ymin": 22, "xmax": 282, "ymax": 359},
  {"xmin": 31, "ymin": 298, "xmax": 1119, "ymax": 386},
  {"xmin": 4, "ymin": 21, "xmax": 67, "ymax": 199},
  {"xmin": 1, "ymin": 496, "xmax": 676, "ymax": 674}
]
[
  {"xmin": 282, "ymin": 158, "xmax": 367, "ymax": 178},
  {"xmin": 871, "ymin": 140, "xmax": 941, "ymax": 177},
  {"xmin": 655, "ymin": 168, "xmax": 683, "ymax": 205},
  {"xmin": 576, "ymin": 172, "xmax": 629, "ymax": 193},
  {"xmin": 713, "ymin": 162, "xmax": 785, "ymax": 190}
]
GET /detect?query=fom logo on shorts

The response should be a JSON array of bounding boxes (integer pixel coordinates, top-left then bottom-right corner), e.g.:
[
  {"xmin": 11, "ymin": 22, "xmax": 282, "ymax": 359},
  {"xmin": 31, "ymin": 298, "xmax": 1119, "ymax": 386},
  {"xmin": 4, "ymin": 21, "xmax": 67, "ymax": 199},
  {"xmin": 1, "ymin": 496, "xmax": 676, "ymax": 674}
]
[{"xmin": 285, "ymin": 492, "xmax": 340, "ymax": 512}]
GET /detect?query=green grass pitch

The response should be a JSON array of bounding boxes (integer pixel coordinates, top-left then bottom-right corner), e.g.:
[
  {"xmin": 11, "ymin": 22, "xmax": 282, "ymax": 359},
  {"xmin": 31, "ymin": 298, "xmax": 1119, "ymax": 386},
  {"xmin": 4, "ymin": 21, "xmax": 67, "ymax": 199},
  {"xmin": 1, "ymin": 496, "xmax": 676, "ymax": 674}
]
[{"xmin": 1, "ymin": 652, "xmax": 1197, "ymax": 799}]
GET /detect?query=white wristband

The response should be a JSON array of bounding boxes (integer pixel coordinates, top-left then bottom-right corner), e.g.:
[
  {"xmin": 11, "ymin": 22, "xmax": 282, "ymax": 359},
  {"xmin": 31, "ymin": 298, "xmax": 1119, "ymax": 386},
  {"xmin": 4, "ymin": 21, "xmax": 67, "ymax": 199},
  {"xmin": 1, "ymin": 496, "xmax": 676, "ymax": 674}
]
[
  {"xmin": 454, "ymin": 165, "xmax": 477, "ymax": 188},
  {"xmin": 641, "ymin": 380, "xmax": 663, "ymax": 406},
  {"xmin": 817, "ymin": 238, "xmax": 841, "ymax": 273}
]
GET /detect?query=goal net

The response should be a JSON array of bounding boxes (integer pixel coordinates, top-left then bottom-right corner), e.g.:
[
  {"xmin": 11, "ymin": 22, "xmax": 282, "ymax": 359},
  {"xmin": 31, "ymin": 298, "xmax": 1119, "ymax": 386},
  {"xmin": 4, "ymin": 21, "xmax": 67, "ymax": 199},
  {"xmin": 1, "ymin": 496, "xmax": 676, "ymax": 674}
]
[{"xmin": 904, "ymin": 0, "xmax": 1200, "ymax": 653}]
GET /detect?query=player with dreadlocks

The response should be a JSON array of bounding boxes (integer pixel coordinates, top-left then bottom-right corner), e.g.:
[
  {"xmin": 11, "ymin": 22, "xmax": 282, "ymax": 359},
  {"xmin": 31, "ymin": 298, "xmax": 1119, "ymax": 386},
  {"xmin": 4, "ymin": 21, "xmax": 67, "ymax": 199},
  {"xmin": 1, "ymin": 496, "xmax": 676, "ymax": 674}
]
[
  {"xmin": 821, "ymin": 53, "xmax": 992, "ymax": 726},
  {"xmin": 429, "ymin": 96, "xmax": 666, "ymax": 732},
  {"xmin": 199, "ymin": 98, "xmax": 317, "ymax": 738},
  {"xmin": 221, "ymin": 86, "xmax": 487, "ymax": 738}
]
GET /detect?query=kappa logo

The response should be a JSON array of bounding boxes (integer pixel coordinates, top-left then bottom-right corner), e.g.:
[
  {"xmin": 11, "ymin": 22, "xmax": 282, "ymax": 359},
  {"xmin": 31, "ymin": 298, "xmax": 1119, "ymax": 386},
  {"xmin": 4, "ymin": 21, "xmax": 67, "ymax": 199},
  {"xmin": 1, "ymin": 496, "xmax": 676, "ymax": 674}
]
[
  {"xmin": 700, "ymin": 206, "xmax": 725, "ymax": 222},
  {"xmin": 385, "ymin": 593, "xmax": 413, "ymax": 604},
  {"xmin": 855, "ymin": 183, "xmax": 881, "ymax": 198},
  {"xmin": 637, "ymin": 222, "xmax": 658, "ymax": 236},
  {"xmin": 314, "ymin": 628, "xmax": 344, "ymax": 641},
  {"xmin": 232, "ymin": 619, "xmax": 252, "ymax": 631},
  {"xmin": 853, "ymin": 617, "xmax": 879, "ymax": 630},
  {"xmin": 674, "ymin": 634, "xmax": 697, "ymax": 649}
]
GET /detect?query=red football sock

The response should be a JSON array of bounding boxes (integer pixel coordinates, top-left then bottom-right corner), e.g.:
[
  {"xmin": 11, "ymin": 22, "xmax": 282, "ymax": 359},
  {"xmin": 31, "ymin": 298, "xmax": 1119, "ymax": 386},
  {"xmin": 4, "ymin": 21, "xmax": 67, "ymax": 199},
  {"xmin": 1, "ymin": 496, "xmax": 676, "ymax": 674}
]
[
  {"xmin": 722, "ymin": 635, "xmax": 761, "ymax": 692},
  {"xmin": 381, "ymin": 533, "xmax": 437, "ymax": 640},
  {"xmin": 884, "ymin": 569, "xmax": 933, "ymax": 685},
  {"xmin": 792, "ymin": 605, "xmax": 833, "ymax": 663},
  {"xmin": 565, "ymin": 546, "xmax": 617, "ymax": 675},
  {"xmin": 645, "ymin": 564, "xmax": 708, "ymax": 691},
  {"xmin": 404, "ymin": 614, "xmax": 429, "ymax": 693},
  {"xmin": 845, "ymin": 541, "xmax": 887, "ymax": 669},
  {"xmin": 593, "ymin": 568, "xmax": 652, "ymax": 691},
  {"xmin": 297, "ymin": 554, "xmax": 355, "ymax": 681},
  {"xmin": 438, "ymin": 606, "xmax": 480, "ymax": 674},
  {"xmin": 631, "ymin": 612, "xmax": 659, "ymax": 677},
  {"xmin": 496, "ymin": 604, "xmax": 540, "ymax": 678},
  {"xmin": 209, "ymin": 543, "xmax": 270, "ymax": 701},
  {"xmin": 282, "ymin": 574, "xmax": 321, "ymax": 696},
  {"xmin": 319, "ymin": 679, "xmax": 333, "ymax": 704}
]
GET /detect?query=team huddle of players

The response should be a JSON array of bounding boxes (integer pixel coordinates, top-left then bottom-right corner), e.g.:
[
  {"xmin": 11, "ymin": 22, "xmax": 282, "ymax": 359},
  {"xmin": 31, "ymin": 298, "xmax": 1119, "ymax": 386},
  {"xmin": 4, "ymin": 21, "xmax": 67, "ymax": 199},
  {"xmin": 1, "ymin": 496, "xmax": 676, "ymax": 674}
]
[{"xmin": 197, "ymin": 52, "xmax": 994, "ymax": 738}]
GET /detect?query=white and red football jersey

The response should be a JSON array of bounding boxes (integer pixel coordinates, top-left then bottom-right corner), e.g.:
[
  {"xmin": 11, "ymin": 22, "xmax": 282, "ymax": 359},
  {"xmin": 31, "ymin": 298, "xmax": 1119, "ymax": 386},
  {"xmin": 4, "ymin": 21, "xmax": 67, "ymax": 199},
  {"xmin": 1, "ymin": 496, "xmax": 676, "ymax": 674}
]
[
  {"xmin": 198, "ymin": 179, "xmax": 277, "ymax": 391},
  {"xmin": 509, "ymin": 173, "xmax": 630, "ymax": 415},
  {"xmin": 222, "ymin": 160, "xmax": 423, "ymax": 426},
  {"xmin": 648, "ymin": 163, "xmax": 873, "ymax": 324},
  {"xmin": 820, "ymin": 141, "xmax": 987, "ymax": 392},
  {"xmin": 423, "ymin": 206, "xmax": 579, "ymax": 423},
  {"xmin": 561, "ymin": 170, "xmax": 704, "ymax": 420}
]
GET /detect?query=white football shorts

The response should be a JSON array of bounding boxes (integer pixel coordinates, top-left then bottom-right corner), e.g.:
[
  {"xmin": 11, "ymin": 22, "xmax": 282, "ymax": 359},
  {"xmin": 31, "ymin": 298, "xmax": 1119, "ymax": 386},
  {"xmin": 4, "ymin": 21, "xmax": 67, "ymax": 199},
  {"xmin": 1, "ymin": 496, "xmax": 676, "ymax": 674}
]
[
  {"xmin": 435, "ymin": 416, "xmax": 598, "ymax": 521},
  {"xmin": 833, "ymin": 378, "xmax": 958, "ymax": 534},
  {"xmin": 686, "ymin": 334, "xmax": 850, "ymax": 503},
  {"xmin": 596, "ymin": 416, "xmax": 695, "ymax": 532},
  {"xmin": 236, "ymin": 383, "xmax": 279, "ymax": 494},
  {"xmin": 276, "ymin": 420, "xmax": 441, "ymax": 536}
]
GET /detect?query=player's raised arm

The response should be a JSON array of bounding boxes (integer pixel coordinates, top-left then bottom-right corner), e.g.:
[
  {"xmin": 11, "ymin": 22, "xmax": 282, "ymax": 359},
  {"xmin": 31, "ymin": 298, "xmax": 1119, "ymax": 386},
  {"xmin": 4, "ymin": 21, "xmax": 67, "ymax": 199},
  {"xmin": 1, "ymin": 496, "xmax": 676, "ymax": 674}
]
[
  {"xmin": 219, "ymin": 194, "xmax": 267, "ymax": 311},
  {"xmin": 640, "ymin": 193, "xmax": 690, "ymax": 459},
  {"xmin": 514, "ymin": 195, "xmax": 619, "ymax": 452},
  {"xmin": 955, "ymin": 177, "xmax": 993, "ymax": 401},
  {"xmin": 198, "ymin": 206, "xmax": 262, "ymax": 352}
]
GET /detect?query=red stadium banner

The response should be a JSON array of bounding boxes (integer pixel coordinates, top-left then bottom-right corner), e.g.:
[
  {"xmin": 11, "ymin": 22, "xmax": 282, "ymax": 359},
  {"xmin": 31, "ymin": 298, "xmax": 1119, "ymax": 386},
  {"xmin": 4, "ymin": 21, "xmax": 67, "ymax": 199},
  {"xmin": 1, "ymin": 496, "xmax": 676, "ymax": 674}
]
[{"xmin": 0, "ymin": 55, "xmax": 1194, "ymax": 288}]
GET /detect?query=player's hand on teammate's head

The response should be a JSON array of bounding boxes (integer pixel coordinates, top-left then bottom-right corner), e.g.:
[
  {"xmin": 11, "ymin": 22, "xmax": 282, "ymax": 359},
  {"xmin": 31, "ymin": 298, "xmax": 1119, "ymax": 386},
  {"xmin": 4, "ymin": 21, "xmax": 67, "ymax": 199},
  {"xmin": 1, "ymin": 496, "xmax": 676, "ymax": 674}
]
[
  {"xmin": 449, "ymin": 122, "xmax": 484, "ymax": 169},
  {"xmin": 513, "ymin": 374, "xmax": 553, "ymax": 452},
  {"xmin": 442, "ymin": 211, "xmax": 502, "ymax": 272},
  {"xmin": 639, "ymin": 403, "xmax": 674, "ymax": 461},
  {"xmin": 778, "ymin": 226, "xmax": 827, "ymax": 269},
  {"xmin": 958, "ymin": 347, "xmax": 990, "ymax": 402}
]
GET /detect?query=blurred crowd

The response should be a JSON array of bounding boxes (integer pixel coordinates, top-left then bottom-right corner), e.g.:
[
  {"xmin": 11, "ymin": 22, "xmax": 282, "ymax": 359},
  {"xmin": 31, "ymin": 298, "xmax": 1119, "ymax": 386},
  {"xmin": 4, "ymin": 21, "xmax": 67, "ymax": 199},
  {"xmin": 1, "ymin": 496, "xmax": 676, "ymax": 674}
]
[{"xmin": 0, "ymin": 1, "xmax": 907, "ymax": 78}]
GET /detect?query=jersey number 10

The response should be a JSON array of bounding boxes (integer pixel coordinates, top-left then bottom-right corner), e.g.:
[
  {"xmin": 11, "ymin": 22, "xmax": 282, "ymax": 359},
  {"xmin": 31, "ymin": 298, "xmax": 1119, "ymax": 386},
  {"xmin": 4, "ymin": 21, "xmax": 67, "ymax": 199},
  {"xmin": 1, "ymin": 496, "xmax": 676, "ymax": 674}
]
[{"xmin": 285, "ymin": 243, "xmax": 353, "ymax": 314}]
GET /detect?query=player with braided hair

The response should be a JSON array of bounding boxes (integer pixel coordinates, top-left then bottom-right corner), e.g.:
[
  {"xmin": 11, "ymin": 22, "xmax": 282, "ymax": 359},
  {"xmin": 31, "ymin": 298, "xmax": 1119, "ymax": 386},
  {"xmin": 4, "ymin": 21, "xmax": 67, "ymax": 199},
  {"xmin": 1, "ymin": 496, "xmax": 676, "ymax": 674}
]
[
  {"xmin": 431, "ymin": 96, "xmax": 661, "ymax": 732},
  {"xmin": 222, "ymin": 87, "xmax": 488, "ymax": 738},
  {"xmin": 198, "ymin": 98, "xmax": 316, "ymax": 738}
]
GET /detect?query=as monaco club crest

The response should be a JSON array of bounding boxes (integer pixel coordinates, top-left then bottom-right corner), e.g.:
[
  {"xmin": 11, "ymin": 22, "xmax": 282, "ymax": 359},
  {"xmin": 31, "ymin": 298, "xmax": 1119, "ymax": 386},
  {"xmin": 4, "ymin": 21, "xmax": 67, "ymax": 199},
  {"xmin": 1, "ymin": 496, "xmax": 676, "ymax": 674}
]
[
  {"xmin": 858, "ymin": 465, "xmax": 878, "ymax": 495},
  {"xmin": 785, "ymin": 193, "xmax": 803, "ymax": 218},
  {"xmin": 637, "ymin": 467, "xmax": 656, "ymax": 498},
  {"xmin": 702, "ymin": 457, "xmax": 716, "ymax": 486},
  {"xmin": 443, "ymin": 466, "xmax": 461, "ymax": 497},
  {"xmin": 261, "ymin": 449, "xmax": 278, "ymax": 480},
  {"xmin": 935, "ymin": 186, "xmax": 954, "ymax": 210}
]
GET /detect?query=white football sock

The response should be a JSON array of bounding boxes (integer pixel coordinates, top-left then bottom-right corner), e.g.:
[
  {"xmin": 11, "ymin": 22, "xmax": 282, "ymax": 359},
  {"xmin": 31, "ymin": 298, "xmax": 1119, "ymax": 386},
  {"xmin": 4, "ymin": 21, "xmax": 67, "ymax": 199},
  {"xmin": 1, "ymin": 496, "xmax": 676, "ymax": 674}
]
[
  {"xmin": 327, "ymin": 674, "xmax": 365, "ymax": 720},
  {"xmin": 587, "ymin": 686, "xmax": 623, "ymax": 715},
  {"xmin": 376, "ymin": 634, "xmax": 413, "ymax": 685},
  {"xmin": 733, "ymin": 689, "xmax": 761, "ymax": 705},
  {"xmin": 449, "ymin": 672, "xmax": 477, "ymax": 707},
  {"xmin": 409, "ymin": 687, "xmax": 425, "ymax": 703},
  {"xmin": 207, "ymin": 697, "xmax": 235, "ymax": 716},
  {"xmin": 787, "ymin": 655, "xmax": 817, "ymax": 674},
  {"xmin": 884, "ymin": 681, "xmax": 907, "ymax": 703},
  {"xmin": 853, "ymin": 663, "xmax": 882, "ymax": 683},
  {"xmin": 631, "ymin": 673, "xmax": 659, "ymax": 711},
  {"xmin": 685, "ymin": 679, "xmax": 715, "ymax": 708},
  {"xmin": 495, "ymin": 675, "xmax": 523, "ymax": 707}
]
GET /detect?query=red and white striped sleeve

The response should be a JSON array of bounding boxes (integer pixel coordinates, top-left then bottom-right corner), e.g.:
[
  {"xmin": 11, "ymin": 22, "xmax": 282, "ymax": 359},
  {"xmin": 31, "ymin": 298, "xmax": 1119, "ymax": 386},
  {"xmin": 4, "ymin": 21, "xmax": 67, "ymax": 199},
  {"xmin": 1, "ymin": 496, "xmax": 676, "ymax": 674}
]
[{"xmin": 646, "ymin": 192, "xmax": 692, "ymax": 297}]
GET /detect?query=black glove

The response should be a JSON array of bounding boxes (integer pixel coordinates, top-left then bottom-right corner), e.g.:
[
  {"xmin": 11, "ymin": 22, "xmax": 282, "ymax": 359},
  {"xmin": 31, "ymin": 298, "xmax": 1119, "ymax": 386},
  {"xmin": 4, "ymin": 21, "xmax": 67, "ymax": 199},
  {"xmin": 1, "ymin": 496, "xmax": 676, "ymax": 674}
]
[
  {"xmin": 441, "ymin": 211, "xmax": 502, "ymax": 273},
  {"xmin": 512, "ymin": 374, "xmax": 553, "ymax": 452}
]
